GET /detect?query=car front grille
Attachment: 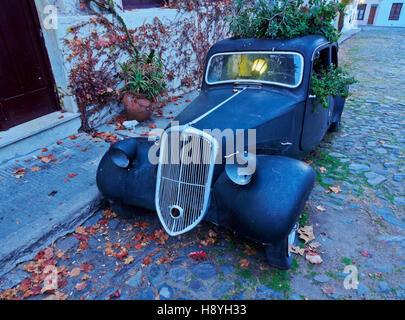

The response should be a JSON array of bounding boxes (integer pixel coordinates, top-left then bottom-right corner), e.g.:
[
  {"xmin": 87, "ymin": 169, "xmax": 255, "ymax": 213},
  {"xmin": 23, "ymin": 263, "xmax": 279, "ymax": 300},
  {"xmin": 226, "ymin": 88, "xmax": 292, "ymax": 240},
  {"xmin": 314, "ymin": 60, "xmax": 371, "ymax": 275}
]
[{"xmin": 155, "ymin": 126, "xmax": 218, "ymax": 236}]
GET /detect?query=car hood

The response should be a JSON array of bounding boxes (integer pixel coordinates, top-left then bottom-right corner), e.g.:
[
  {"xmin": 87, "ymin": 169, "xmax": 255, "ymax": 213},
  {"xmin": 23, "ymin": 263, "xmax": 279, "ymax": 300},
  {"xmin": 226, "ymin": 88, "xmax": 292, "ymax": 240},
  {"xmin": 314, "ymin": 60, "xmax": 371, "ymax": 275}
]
[{"xmin": 174, "ymin": 87, "xmax": 302, "ymax": 131}]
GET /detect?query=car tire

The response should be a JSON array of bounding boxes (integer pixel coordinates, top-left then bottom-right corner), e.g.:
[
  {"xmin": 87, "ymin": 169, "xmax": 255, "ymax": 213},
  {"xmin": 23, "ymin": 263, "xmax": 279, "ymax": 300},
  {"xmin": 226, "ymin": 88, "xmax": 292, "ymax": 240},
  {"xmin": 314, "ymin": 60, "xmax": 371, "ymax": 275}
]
[
  {"xmin": 264, "ymin": 224, "xmax": 298, "ymax": 270},
  {"xmin": 109, "ymin": 200, "xmax": 134, "ymax": 219},
  {"xmin": 329, "ymin": 120, "xmax": 340, "ymax": 132}
]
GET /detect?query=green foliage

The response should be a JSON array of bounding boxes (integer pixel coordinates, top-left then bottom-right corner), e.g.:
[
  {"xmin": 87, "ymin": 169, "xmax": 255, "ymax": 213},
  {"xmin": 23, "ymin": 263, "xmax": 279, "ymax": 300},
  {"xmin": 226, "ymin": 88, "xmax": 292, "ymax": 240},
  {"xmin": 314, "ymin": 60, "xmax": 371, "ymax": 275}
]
[
  {"xmin": 311, "ymin": 65, "xmax": 357, "ymax": 108},
  {"xmin": 120, "ymin": 50, "xmax": 166, "ymax": 101},
  {"xmin": 228, "ymin": 0, "xmax": 343, "ymax": 43}
]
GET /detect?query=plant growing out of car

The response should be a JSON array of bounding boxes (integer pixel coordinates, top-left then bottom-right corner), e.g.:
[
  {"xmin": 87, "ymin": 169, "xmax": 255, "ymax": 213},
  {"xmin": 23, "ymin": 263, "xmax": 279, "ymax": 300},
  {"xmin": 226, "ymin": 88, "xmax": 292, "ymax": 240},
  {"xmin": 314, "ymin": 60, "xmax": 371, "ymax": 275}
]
[
  {"xmin": 228, "ymin": 0, "xmax": 357, "ymax": 109},
  {"xmin": 228, "ymin": 0, "xmax": 343, "ymax": 43},
  {"xmin": 311, "ymin": 65, "xmax": 357, "ymax": 108}
]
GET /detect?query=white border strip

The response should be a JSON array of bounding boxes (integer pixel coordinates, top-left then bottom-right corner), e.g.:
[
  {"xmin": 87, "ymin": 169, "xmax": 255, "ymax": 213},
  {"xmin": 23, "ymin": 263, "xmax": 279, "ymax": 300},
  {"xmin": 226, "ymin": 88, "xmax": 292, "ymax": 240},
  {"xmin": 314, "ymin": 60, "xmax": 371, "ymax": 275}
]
[{"xmin": 205, "ymin": 51, "xmax": 305, "ymax": 89}]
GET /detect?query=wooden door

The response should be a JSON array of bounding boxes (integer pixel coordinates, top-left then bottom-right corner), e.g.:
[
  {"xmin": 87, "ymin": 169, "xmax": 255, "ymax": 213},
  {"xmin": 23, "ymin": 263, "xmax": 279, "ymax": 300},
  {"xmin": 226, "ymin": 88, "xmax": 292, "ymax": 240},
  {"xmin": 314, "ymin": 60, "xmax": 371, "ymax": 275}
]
[
  {"xmin": 368, "ymin": 6, "xmax": 377, "ymax": 24},
  {"xmin": 0, "ymin": 0, "xmax": 59, "ymax": 131}
]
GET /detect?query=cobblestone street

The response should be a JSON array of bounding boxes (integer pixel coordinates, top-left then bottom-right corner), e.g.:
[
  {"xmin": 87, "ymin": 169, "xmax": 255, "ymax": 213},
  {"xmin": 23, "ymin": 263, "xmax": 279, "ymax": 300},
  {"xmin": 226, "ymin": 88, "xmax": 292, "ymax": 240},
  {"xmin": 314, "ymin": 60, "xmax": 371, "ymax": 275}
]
[{"xmin": 1, "ymin": 27, "xmax": 404, "ymax": 300}]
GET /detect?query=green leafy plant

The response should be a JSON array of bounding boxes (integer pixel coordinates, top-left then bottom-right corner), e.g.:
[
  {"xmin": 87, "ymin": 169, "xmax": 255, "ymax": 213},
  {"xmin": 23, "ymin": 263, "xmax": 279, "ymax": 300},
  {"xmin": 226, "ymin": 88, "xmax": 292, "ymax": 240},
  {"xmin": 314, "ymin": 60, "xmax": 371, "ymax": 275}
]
[
  {"xmin": 311, "ymin": 65, "xmax": 357, "ymax": 108},
  {"xmin": 120, "ymin": 50, "xmax": 166, "ymax": 101},
  {"xmin": 228, "ymin": 0, "xmax": 343, "ymax": 43}
]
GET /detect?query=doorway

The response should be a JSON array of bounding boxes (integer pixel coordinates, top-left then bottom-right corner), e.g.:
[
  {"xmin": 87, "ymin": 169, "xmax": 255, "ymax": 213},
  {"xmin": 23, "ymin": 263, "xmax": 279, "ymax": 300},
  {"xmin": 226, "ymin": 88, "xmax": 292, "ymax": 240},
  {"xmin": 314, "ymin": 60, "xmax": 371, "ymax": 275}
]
[
  {"xmin": 368, "ymin": 5, "xmax": 378, "ymax": 24},
  {"xmin": 0, "ymin": 0, "xmax": 59, "ymax": 131}
]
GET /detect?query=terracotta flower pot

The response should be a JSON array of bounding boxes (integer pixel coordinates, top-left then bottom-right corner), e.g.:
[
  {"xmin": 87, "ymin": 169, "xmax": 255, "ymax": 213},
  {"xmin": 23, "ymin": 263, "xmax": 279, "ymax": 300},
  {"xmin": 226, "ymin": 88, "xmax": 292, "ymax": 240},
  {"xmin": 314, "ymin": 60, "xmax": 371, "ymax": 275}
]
[{"xmin": 123, "ymin": 93, "xmax": 155, "ymax": 122}]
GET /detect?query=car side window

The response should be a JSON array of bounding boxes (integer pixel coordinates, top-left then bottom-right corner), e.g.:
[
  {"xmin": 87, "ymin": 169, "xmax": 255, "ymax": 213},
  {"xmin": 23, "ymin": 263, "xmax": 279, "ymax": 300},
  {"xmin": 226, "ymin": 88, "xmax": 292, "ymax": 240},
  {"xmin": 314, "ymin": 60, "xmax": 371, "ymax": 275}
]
[
  {"xmin": 331, "ymin": 45, "xmax": 338, "ymax": 67},
  {"xmin": 312, "ymin": 47, "xmax": 330, "ymax": 74}
]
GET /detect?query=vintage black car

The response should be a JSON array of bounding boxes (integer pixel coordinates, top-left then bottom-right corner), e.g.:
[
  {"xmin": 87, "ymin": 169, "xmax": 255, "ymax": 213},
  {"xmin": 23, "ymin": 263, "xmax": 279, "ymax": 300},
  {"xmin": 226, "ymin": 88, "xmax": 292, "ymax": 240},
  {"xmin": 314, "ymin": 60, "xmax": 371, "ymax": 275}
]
[{"xmin": 97, "ymin": 35, "xmax": 347, "ymax": 269}]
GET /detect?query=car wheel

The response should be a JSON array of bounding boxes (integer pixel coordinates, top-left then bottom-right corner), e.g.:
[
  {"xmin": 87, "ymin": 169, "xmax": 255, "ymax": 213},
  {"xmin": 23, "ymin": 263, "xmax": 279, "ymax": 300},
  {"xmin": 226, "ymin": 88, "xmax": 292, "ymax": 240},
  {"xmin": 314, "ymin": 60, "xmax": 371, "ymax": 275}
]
[
  {"xmin": 329, "ymin": 120, "xmax": 340, "ymax": 132},
  {"xmin": 264, "ymin": 224, "xmax": 298, "ymax": 270},
  {"xmin": 109, "ymin": 200, "xmax": 134, "ymax": 219}
]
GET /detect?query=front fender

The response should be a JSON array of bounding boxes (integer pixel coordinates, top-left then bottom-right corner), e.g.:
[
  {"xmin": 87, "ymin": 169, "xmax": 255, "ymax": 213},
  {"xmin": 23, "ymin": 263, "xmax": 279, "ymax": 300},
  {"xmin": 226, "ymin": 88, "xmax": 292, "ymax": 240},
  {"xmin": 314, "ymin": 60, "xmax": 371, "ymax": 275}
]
[
  {"xmin": 211, "ymin": 155, "xmax": 315, "ymax": 244},
  {"xmin": 96, "ymin": 138, "xmax": 157, "ymax": 211}
]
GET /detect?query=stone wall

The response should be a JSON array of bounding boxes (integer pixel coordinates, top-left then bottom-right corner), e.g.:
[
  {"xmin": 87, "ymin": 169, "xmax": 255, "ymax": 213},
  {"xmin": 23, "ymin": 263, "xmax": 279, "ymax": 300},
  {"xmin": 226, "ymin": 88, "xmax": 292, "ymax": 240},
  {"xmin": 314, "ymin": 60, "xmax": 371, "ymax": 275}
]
[{"xmin": 34, "ymin": 0, "xmax": 230, "ymax": 128}]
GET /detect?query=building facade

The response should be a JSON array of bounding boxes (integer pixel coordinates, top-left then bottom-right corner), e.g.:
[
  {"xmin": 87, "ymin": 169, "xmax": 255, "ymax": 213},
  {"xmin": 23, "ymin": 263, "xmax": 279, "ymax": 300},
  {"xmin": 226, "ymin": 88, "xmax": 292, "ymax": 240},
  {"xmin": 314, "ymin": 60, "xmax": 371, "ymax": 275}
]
[{"xmin": 356, "ymin": 0, "xmax": 405, "ymax": 26}]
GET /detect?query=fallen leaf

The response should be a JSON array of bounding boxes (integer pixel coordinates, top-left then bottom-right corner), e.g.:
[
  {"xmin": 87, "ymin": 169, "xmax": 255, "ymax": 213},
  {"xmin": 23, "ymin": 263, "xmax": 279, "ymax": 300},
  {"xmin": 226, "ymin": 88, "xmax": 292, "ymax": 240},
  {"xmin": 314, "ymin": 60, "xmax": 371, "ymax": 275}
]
[
  {"xmin": 142, "ymin": 257, "xmax": 152, "ymax": 266},
  {"xmin": 69, "ymin": 267, "xmax": 81, "ymax": 277},
  {"xmin": 117, "ymin": 248, "xmax": 128, "ymax": 261},
  {"xmin": 75, "ymin": 226, "xmax": 87, "ymax": 235},
  {"xmin": 238, "ymin": 258, "xmax": 250, "ymax": 268},
  {"xmin": 189, "ymin": 251, "xmax": 207, "ymax": 262},
  {"xmin": 68, "ymin": 173, "xmax": 78, "ymax": 178},
  {"xmin": 319, "ymin": 166, "xmax": 327, "ymax": 173},
  {"xmin": 103, "ymin": 209, "xmax": 117, "ymax": 219},
  {"xmin": 82, "ymin": 274, "xmax": 92, "ymax": 280},
  {"xmin": 306, "ymin": 254, "xmax": 323, "ymax": 264},
  {"xmin": 321, "ymin": 285, "xmax": 335, "ymax": 294},
  {"xmin": 289, "ymin": 245, "xmax": 305, "ymax": 256},
  {"xmin": 55, "ymin": 250, "xmax": 65, "ymax": 258},
  {"xmin": 298, "ymin": 225, "xmax": 315, "ymax": 243},
  {"xmin": 329, "ymin": 185, "xmax": 342, "ymax": 194},
  {"xmin": 43, "ymin": 291, "xmax": 67, "ymax": 300},
  {"xmin": 13, "ymin": 168, "xmax": 26, "ymax": 179},
  {"xmin": 75, "ymin": 282, "xmax": 87, "ymax": 291},
  {"xmin": 316, "ymin": 205, "xmax": 326, "ymax": 212},
  {"xmin": 360, "ymin": 250, "xmax": 370, "ymax": 257},
  {"xmin": 109, "ymin": 289, "xmax": 121, "ymax": 299},
  {"xmin": 30, "ymin": 166, "xmax": 42, "ymax": 172},
  {"xmin": 124, "ymin": 256, "xmax": 135, "ymax": 265},
  {"xmin": 80, "ymin": 262, "xmax": 94, "ymax": 273},
  {"xmin": 38, "ymin": 154, "xmax": 57, "ymax": 163},
  {"xmin": 244, "ymin": 244, "xmax": 257, "ymax": 256},
  {"xmin": 308, "ymin": 242, "xmax": 321, "ymax": 249}
]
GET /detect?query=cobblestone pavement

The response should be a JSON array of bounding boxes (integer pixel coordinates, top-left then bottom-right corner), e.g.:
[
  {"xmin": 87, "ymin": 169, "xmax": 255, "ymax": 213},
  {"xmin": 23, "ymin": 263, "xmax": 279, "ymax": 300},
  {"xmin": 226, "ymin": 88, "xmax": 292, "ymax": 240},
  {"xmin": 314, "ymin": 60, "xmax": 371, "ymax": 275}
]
[{"xmin": 0, "ymin": 28, "xmax": 404, "ymax": 300}]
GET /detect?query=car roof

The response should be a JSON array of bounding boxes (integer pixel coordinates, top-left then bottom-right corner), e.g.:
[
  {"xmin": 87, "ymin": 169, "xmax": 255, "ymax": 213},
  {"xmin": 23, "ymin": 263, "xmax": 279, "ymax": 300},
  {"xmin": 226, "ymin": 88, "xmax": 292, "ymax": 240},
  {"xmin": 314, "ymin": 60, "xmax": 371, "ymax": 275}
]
[{"xmin": 206, "ymin": 35, "xmax": 332, "ymax": 60}]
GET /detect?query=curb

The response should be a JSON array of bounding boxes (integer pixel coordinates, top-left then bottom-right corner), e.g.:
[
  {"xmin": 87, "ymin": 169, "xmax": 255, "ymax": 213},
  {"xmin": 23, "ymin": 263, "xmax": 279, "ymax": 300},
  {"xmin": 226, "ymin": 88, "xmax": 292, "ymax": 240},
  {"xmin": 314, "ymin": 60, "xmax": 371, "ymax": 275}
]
[{"xmin": 0, "ymin": 188, "xmax": 104, "ymax": 279}]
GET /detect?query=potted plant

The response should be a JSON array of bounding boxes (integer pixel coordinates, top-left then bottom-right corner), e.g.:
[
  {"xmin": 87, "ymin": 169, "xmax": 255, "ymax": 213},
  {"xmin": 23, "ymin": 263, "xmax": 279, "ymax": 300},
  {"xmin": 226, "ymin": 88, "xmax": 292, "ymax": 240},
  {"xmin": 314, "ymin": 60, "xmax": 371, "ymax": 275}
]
[{"xmin": 120, "ymin": 50, "xmax": 166, "ymax": 121}]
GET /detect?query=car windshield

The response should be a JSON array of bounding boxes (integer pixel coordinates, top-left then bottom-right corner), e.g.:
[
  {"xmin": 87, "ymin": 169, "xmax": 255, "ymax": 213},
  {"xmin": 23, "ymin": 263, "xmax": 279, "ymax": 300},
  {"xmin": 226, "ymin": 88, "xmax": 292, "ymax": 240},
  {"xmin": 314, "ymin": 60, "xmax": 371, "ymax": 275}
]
[{"xmin": 206, "ymin": 51, "xmax": 304, "ymax": 88}]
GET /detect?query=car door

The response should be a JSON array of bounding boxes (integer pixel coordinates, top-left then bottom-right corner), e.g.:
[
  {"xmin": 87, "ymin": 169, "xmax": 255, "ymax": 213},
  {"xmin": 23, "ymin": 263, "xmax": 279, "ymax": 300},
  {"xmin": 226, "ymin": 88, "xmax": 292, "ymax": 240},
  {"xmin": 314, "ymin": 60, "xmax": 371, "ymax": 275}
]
[
  {"xmin": 330, "ymin": 44, "xmax": 345, "ymax": 125},
  {"xmin": 300, "ymin": 44, "xmax": 331, "ymax": 152}
]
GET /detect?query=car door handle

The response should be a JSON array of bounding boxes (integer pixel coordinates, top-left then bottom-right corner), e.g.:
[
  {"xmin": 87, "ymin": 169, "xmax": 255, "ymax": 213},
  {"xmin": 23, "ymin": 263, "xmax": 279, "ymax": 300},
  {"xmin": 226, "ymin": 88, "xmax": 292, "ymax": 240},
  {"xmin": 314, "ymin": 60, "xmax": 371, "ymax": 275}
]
[{"xmin": 308, "ymin": 95, "xmax": 317, "ymax": 99}]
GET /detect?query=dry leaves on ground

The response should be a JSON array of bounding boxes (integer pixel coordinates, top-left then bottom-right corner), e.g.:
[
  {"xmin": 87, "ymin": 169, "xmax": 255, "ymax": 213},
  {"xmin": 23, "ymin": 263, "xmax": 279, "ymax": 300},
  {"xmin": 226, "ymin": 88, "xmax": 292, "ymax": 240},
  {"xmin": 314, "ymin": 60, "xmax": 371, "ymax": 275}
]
[
  {"xmin": 329, "ymin": 185, "xmax": 342, "ymax": 194},
  {"xmin": 75, "ymin": 282, "xmax": 87, "ymax": 291},
  {"xmin": 289, "ymin": 245, "xmax": 305, "ymax": 256},
  {"xmin": 316, "ymin": 205, "xmax": 326, "ymax": 212},
  {"xmin": 103, "ymin": 209, "xmax": 117, "ymax": 219},
  {"xmin": 238, "ymin": 258, "xmax": 250, "ymax": 268},
  {"xmin": 298, "ymin": 225, "xmax": 315, "ymax": 244},
  {"xmin": 244, "ymin": 244, "xmax": 257, "ymax": 256},
  {"xmin": 124, "ymin": 256, "xmax": 135, "ymax": 265},
  {"xmin": 68, "ymin": 267, "xmax": 81, "ymax": 278},
  {"xmin": 13, "ymin": 168, "xmax": 26, "ymax": 179},
  {"xmin": 305, "ymin": 253, "xmax": 323, "ymax": 264}
]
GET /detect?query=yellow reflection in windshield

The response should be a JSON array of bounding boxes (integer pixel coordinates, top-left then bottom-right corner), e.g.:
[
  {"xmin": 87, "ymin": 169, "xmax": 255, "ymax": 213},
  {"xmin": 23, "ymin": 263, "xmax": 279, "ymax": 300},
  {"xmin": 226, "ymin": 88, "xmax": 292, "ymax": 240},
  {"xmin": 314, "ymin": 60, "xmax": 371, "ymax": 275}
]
[{"xmin": 252, "ymin": 58, "xmax": 268, "ymax": 75}]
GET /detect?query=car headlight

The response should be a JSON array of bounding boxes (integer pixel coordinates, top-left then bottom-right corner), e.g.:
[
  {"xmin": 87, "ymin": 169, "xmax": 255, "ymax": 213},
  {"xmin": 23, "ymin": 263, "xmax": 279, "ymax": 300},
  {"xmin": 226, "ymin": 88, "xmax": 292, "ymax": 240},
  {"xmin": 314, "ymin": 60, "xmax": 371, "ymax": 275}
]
[
  {"xmin": 225, "ymin": 152, "xmax": 256, "ymax": 185},
  {"xmin": 109, "ymin": 139, "xmax": 138, "ymax": 169}
]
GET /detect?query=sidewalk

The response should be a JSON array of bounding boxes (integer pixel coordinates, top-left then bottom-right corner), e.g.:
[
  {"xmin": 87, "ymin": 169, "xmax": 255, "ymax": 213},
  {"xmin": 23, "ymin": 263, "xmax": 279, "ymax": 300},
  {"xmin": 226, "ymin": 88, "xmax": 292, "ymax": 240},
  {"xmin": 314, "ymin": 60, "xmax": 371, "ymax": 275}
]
[
  {"xmin": 338, "ymin": 28, "xmax": 361, "ymax": 45},
  {"xmin": 0, "ymin": 91, "xmax": 197, "ymax": 280}
]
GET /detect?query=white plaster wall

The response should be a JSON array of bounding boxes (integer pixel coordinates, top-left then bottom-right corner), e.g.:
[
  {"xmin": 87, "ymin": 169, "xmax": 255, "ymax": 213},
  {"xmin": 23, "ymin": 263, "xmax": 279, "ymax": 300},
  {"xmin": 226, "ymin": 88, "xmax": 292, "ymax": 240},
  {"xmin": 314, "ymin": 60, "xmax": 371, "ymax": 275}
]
[
  {"xmin": 375, "ymin": 0, "xmax": 405, "ymax": 26},
  {"xmin": 34, "ymin": 0, "xmax": 79, "ymax": 113}
]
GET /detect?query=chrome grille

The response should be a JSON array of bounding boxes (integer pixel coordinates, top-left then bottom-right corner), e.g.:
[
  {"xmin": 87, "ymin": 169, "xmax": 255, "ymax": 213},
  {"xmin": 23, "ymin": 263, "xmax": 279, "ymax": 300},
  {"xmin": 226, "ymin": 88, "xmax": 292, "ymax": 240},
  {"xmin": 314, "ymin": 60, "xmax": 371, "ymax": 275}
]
[{"xmin": 155, "ymin": 126, "xmax": 218, "ymax": 236}]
